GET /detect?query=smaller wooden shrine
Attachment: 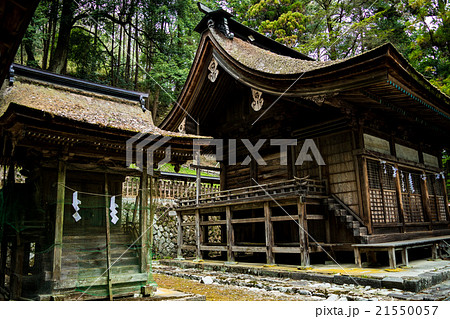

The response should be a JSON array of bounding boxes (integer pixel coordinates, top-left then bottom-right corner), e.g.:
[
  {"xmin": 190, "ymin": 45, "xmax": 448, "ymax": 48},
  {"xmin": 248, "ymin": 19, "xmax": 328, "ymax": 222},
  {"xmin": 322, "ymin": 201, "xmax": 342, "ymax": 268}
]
[{"xmin": 0, "ymin": 64, "xmax": 195, "ymax": 300}]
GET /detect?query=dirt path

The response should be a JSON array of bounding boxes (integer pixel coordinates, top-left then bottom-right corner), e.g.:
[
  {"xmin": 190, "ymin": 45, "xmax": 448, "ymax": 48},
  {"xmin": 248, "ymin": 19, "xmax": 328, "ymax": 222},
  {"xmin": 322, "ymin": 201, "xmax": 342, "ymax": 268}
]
[{"xmin": 153, "ymin": 273, "xmax": 312, "ymax": 301}]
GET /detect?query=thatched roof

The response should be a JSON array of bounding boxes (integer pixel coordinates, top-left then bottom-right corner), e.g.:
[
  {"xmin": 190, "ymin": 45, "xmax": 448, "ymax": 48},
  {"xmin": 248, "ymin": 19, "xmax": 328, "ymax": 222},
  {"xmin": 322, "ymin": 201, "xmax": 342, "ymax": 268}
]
[
  {"xmin": 0, "ymin": 77, "xmax": 197, "ymax": 138},
  {"xmin": 211, "ymin": 29, "xmax": 342, "ymax": 74}
]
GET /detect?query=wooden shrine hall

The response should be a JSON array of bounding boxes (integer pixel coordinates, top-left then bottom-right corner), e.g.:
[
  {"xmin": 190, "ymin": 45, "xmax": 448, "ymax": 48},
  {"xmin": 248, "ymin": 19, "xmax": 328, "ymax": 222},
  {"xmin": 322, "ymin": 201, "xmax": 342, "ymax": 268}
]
[
  {"xmin": 161, "ymin": 5, "xmax": 450, "ymax": 267},
  {"xmin": 0, "ymin": 64, "xmax": 197, "ymax": 300}
]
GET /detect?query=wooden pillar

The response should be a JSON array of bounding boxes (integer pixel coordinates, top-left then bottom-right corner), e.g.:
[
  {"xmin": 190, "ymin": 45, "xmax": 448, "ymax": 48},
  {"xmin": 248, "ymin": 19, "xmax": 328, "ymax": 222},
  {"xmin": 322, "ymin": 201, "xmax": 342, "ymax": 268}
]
[
  {"xmin": 441, "ymin": 176, "xmax": 450, "ymax": 221},
  {"xmin": 52, "ymin": 160, "xmax": 66, "ymax": 280},
  {"xmin": 104, "ymin": 174, "xmax": 113, "ymax": 300},
  {"xmin": 360, "ymin": 157, "xmax": 373, "ymax": 234},
  {"xmin": 297, "ymin": 197, "xmax": 310, "ymax": 266},
  {"xmin": 10, "ymin": 235, "xmax": 24, "ymax": 299},
  {"xmin": 226, "ymin": 206, "xmax": 234, "ymax": 262},
  {"xmin": 176, "ymin": 212, "xmax": 183, "ymax": 259},
  {"xmin": 220, "ymin": 162, "xmax": 227, "ymax": 191},
  {"xmin": 401, "ymin": 248, "xmax": 409, "ymax": 267},
  {"xmin": 140, "ymin": 167, "xmax": 149, "ymax": 273},
  {"xmin": 0, "ymin": 239, "xmax": 7, "ymax": 287},
  {"xmin": 394, "ymin": 164, "xmax": 406, "ymax": 232},
  {"xmin": 149, "ymin": 176, "xmax": 154, "ymax": 254},
  {"xmin": 195, "ymin": 209, "xmax": 203, "ymax": 260},
  {"xmin": 264, "ymin": 202, "xmax": 274, "ymax": 264},
  {"xmin": 388, "ymin": 247, "xmax": 397, "ymax": 269},
  {"xmin": 354, "ymin": 247, "xmax": 362, "ymax": 267},
  {"xmin": 420, "ymin": 171, "xmax": 433, "ymax": 228}
]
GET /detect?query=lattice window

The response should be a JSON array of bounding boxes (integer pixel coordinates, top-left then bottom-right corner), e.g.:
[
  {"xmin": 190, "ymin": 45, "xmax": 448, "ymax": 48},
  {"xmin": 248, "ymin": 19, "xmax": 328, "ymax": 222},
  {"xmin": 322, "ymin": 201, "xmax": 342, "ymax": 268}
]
[
  {"xmin": 427, "ymin": 174, "xmax": 447, "ymax": 222},
  {"xmin": 400, "ymin": 171, "xmax": 424, "ymax": 223},
  {"xmin": 367, "ymin": 160, "xmax": 399, "ymax": 224}
]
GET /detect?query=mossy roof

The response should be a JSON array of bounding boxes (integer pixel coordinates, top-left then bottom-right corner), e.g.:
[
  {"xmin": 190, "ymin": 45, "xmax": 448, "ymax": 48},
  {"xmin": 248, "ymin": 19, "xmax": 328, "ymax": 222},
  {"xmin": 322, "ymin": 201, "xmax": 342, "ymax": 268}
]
[
  {"xmin": 211, "ymin": 29, "xmax": 343, "ymax": 74},
  {"xmin": 0, "ymin": 77, "xmax": 199, "ymax": 138}
]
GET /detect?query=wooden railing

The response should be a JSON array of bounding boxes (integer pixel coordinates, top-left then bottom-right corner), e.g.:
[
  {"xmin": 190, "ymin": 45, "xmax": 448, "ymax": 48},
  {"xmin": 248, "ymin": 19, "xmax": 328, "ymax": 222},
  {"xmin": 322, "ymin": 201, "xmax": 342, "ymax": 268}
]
[
  {"xmin": 122, "ymin": 176, "xmax": 220, "ymax": 199},
  {"xmin": 178, "ymin": 178, "xmax": 326, "ymax": 207}
]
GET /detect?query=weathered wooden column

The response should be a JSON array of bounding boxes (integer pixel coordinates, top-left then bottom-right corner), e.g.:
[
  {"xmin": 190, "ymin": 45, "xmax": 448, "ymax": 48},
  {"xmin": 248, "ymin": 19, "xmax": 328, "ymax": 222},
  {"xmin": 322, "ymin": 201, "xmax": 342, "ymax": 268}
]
[
  {"xmin": 264, "ymin": 202, "xmax": 274, "ymax": 264},
  {"xmin": 52, "ymin": 160, "xmax": 66, "ymax": 280},
  {"xmin": 360, "ymin": 157, "xmax": 373, "ymax": 234},
  {"xmin": 297, "ymin": 197, "xmax": 310, "ymax": 266},
  {"xmin": 176, "ymin": 212, "xmax": 183, "ymax": 259},
  {"xmin": 10, "ymin": 234, "xmax": 24, "ymax": 299},
  {"xmin": 149, "ymin": 176, "xmax": 155, "ymax": 252},
  {"xmin": 226, "ymin": 206, "xmax": 234, "ymax": 262},
  {"xmin": 0, "ymin": 239, "xmax": 7, "ymax": 288},
  {"xmin": 104, "ymin": 173, "xmax": 113, "ymax": 300},
  {"xmin": 195, "ymin": 209, "xmax": 203, "ymax": 260},
  {"xmin": 420, "ymin": 170, "xmax": 433, "ymax": 228},
  {"xmin": 140, "ymin": 166, "xmax": 149, "ymax": 272},
  {"xmin": 441, "ymin": 175, "xmax": 450, "ymax": 221},
  {"xmin": 393, "ymin": 164, "xmax": 406, "ymax": 232}
]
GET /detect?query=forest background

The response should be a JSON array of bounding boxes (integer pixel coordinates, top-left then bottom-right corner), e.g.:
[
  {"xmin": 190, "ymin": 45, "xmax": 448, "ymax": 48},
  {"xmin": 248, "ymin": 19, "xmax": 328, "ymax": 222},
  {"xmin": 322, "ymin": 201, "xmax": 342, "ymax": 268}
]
[{"xmin": 15, "ymin": 0, "xmax": 450, "ymax": 182}]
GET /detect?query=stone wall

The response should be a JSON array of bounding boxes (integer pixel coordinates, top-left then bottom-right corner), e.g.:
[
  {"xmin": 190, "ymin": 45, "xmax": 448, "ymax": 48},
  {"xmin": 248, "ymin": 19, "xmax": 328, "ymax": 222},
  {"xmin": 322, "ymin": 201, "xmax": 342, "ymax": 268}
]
[{"xmin": 122, "ymin": 199, "xmax": 222, "ymax": 259}]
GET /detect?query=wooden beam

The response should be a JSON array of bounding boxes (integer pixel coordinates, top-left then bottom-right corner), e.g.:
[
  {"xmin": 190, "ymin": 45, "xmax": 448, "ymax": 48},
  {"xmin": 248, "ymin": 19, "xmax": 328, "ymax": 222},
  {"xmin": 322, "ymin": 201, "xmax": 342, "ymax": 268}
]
[
  {"xmin": 200, "ymin": 245, "xmax": 227, "ymax": 251},
  {"xmin": 231, "ymin": 246, "xmax": 266, "ymax": 253},
  {"xmin": 52, "ymin": 160, "xmax": 66, "ymax": 281},
  {"xmin": 270, "ymin": 215, "xmax": 296, "ymax": 222},
  {"xmin": 226, "ymin": 206, "xmax": 234, "ymax": 262},
  {"xmin": 104, "ymin": 173, "xmax": 113, "ymax": 301},
  {"xmin": 264, "ymin": 202, "xmax": 275, "ymax": 264},
  {"xmin": 272, "ymin": 246, "xmax": 301, "ymax": 253},
  {"xmin": 297, "ymin": 197, "xmax": 310, "ymax": 266},
  {"xmin": 177, "ymin": 212, "xmax": 183, "ymax": 259},
  {"xmin": 190, "ymin": 164, "xmax": 221, "ymax": 172},
  {"xmin": 140, "ymin": 167, "xmax": 148, "ymax": 273},
  {"xmin": 231, "ymin": 217, "xmax": 265, "ymax": 224},
  {"xmin": 200, "ymin": 220, "xmax": 227, "ymax": 226}
]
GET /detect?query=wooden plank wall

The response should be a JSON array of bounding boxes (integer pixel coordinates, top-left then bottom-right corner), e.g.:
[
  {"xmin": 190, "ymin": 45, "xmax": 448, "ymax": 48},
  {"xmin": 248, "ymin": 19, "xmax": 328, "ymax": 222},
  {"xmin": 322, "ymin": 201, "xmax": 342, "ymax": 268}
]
[{"xmin": 320, "ymin": 132, "xmax": 360, "ymax": 215}]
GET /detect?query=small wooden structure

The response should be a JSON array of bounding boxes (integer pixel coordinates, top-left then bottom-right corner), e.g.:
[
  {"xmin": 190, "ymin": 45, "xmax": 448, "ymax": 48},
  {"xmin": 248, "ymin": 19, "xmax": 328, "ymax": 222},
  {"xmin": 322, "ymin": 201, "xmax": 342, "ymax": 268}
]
[
  {"xmin": 0, "ymin": 64, "xmax": 195, "ymax": 300},
  {"xmin": 161, "ymin": 6, "xmax": 450, "ymax": 267}
]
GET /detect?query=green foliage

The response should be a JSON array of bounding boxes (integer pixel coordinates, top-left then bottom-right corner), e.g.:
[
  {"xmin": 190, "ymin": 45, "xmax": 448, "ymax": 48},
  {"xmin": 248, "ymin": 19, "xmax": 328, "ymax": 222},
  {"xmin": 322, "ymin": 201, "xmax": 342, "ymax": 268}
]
[{"xmin": 17, "ymin": 0, "xmax": 450, "ymax": 120}]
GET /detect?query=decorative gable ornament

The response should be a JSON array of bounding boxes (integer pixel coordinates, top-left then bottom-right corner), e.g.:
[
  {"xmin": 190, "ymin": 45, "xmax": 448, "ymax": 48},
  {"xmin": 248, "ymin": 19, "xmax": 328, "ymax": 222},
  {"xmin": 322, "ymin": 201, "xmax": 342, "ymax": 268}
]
[
  {"xmin": 208, "ymin": 58, "xmax": 219, "ymax": 83},
  {"xmin": 178, "ymin": 117, "xmax": 186, "ymax": 133},
  {"xmin": 251, "ymin": 88, "xmax": 264, "ymax": 111}
]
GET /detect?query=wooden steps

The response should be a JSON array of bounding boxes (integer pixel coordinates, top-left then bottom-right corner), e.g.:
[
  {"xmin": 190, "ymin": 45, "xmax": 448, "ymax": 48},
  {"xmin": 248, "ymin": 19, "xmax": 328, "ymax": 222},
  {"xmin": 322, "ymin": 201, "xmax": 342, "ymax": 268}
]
[{"xmin": 326, "ymin": 197, "xmax": 368, "ymax": 242}]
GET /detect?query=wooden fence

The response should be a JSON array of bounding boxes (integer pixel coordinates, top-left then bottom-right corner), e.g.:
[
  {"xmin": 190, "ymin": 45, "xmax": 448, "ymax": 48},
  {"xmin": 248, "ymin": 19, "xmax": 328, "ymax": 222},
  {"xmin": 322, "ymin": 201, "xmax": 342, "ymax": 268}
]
[{"xmin": 122, "ymin": 176, "xmax": 220, "ymax": 199}]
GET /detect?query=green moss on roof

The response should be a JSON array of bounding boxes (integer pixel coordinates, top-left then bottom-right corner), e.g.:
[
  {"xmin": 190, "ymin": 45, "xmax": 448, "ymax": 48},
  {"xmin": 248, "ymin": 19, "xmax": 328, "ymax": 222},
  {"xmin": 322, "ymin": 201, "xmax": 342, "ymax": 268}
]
[
  {"xmin": 0, "ymin": 78, "xmax": 203, "ymax": 138},
  {"xmin": 211, "ymin": 29, "xmax": 342, "ymax": 74}
]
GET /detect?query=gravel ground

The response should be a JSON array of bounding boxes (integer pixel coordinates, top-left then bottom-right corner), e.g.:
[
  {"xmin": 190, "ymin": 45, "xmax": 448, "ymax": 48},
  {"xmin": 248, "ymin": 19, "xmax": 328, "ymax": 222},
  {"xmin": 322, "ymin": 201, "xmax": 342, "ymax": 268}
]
[{"xmin": 153, "ymin": 263, "xmax": 400, "ymax": 301}]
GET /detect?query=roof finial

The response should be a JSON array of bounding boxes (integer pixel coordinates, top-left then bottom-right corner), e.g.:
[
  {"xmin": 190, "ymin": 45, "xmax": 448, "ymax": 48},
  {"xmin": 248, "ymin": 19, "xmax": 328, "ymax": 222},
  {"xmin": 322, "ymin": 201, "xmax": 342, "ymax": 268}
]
[{"xmin": 198, "ymin": 2, "xmax": 213, "ymax": 14}]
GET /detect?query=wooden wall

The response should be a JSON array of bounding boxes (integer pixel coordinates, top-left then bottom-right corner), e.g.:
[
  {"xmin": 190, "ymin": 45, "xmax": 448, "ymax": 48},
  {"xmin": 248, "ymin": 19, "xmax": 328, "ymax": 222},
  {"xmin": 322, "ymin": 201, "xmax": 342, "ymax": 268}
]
[{"xmin": 319, "ymin": 132, "xmax": 360, "ymax": 215}]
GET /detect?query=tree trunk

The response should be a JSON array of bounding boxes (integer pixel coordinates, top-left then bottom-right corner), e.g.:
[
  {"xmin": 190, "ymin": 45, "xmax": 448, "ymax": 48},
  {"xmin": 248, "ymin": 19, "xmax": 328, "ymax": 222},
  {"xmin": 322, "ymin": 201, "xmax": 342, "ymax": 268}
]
[
  {"xmin": 23, "ymin": 29, "xmax": 38, "ymax": 68},
  {"xmin": 125, "ymin": 23, "xmax": 132, "ymax": 82},
  {"xmin": 48, "ymin": 0, "xmax": 76, "ymax": 74},
  {"xmin": 152, "ymin": 88, "xmax": 159, "ymax": 123}
]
